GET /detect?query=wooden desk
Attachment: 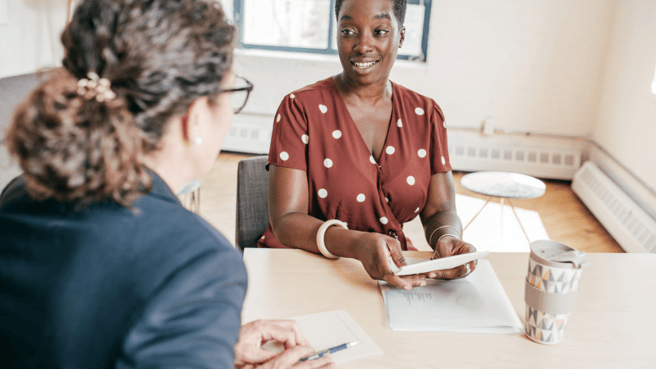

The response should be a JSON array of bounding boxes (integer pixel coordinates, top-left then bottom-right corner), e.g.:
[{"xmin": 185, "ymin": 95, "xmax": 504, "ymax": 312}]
[{"xmin": 241, "ymin": 249, "xmax": 656, "ymax": 369}]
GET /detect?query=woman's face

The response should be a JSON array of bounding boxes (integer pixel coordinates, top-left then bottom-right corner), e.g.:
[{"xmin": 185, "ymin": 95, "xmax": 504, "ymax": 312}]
[
  {"xmin": 195, "ymin": 73, "xmax": 235, "ymax": 176},
  {"xmin": 336, "ymin": 0, "xmax": 404, "ymax": 86}
]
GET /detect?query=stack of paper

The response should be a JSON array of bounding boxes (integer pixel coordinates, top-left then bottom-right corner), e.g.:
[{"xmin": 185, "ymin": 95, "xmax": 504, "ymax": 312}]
[{"xmin": 379, "ymin": 260, "xmax": 523, "ymax": 334}]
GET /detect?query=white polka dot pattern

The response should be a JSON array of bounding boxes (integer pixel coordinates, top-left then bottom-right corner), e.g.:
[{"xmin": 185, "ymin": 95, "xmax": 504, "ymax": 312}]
[
  {"xmin": 441, "ymin": 156, "xmax": 446, "ymax": 165},
  {"xmin": 332, "ymin": 130, "xmax": 342, "ymax": 139},
  {"xmin": 418, "ymin": 149, "xmax": 426, "ymax": 158},
  {"xmin": 290, "ymin": 94, "xmax": 295, "ymax": 99},
  {"xmin": 319, "ymin": 104, "xmax": 328, "ymax": 114},
  {"xmin": 380, "ymin": 217, "xmax": 388, "ymax": 225},
  {"xmin": 415, "ymin": 207, "xmax": 420, "ymax": 213},
  {"xmin": 369, "ymin": 155, "xmax": 376, "ymax": 164},
  {"xmin": 357, "ymin": 194, "xmax": 365, "ymax": 202},
  {"xmin": 385, "ymin": 146, "xmax": 395, "ymax": 155},
  {"xmin": 397, "ymin": 119, "xmax": 402, "ymax": 127},
  {"xmin": 318, "ymin": 189, "xmax": 328, "ymax": 198},
  {"xmin": 324, "ymin": 158, "xmax": 333, "ymax": 168},
  {"xmin": 385, "ymin": 197, "xmax": 389, "ymax": 202},
  {"xmin": 276, "ymin": 114, "xmax": 281, "ymax": 123},
  {"xmin": 415, "ymin": 107, "xmax": 424, "ymax": 115},
  {"xmin": 280, "ymin": 152, "xmax": 289, "ymax": 161},
  {"xmin": 443, "ymin": 121, "xmax": 447, "ymax": 128},
  {"xmin": 407, "ymin": 176, "xmax": 415, "ymax": 185},
  {"xmin": 302, "ymin": 134, "xmax": 309, "ymax": 144}
]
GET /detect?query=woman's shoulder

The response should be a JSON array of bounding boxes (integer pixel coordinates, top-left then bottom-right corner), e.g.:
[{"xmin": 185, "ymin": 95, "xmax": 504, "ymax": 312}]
[
  {"xmin": 392, "ymin": 81, "xmax": 445, "ymax": 121},
  {"xmin": 285, "ymin": 77, "xmax": 334, "ymax": 101}
]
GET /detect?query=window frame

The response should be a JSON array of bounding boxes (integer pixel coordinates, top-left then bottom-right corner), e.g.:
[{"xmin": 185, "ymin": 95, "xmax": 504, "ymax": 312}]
[{"xmin": 232, "ymin": 0, "xmax": 432, "ymax": 61}]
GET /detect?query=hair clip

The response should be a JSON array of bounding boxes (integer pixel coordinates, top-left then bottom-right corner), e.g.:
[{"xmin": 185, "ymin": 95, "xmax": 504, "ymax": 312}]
[{"xmin": 77, "ymin": 72, "xmax": 116, "ymax": 102}]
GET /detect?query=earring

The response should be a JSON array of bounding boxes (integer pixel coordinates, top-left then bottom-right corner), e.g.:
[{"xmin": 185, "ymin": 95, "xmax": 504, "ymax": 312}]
[{"xmin": 194, "ymin": 136, "xmax": 202, "ymax": 145}]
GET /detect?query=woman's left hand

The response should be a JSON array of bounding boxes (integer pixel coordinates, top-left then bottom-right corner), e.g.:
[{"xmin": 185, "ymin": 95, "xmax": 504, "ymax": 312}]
[{"xmin": 427, "ymin": 235, "xmax": 477, "ymax": 279}]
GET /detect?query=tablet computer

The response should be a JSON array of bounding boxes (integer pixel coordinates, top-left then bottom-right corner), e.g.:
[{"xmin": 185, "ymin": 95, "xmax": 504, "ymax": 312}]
[{"xmin": 393, "ymin": 250, "xmax": 490, "ymax": 276}]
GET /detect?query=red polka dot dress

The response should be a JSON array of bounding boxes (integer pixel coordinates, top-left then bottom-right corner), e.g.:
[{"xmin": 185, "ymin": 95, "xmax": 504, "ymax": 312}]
[{"xmin": 258, "ymin": 78, "xmax": 452, "ymax": 250}]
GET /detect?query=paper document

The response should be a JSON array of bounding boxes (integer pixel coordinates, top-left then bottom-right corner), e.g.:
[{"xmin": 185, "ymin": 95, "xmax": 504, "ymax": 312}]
[
  {"xmin": 261, "ymin": 309, "xmax": 383, "ymax": 363},
  {"xmin": 379, "ymin": 260, "xmax": 523, "ymax": 334}
]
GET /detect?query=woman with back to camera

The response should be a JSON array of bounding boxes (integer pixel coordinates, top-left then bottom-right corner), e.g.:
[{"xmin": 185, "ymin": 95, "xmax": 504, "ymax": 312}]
[
  {"xmin": 260, "ymin": 0, "xmax": 478, "ymax": 289},
  {"xmin": 0, "ymin": 1, "xmax": 334, "ymax": 368}
]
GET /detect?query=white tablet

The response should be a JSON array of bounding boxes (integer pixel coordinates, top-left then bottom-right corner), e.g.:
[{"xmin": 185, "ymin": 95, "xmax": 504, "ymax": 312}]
[{"xmin": 393, "ymin": 250, "xmax": 490, "ymax": 276}]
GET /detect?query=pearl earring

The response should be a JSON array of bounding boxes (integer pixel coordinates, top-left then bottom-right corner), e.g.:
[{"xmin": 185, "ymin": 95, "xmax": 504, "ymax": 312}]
[{"xmin": 194, "ymin": 136, "xmax": 202, "ymax": 145}]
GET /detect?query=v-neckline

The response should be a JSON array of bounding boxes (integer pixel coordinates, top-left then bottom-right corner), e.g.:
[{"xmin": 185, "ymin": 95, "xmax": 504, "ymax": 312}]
[{"xmin": 329, "ymin": 78, "xmax": 397, "ymax": 165}]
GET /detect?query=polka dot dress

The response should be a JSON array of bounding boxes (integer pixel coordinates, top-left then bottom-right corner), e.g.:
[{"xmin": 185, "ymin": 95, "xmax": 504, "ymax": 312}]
[{"xmin": 259, "ymin": 78, "xmax": 451, "ymax": 250}]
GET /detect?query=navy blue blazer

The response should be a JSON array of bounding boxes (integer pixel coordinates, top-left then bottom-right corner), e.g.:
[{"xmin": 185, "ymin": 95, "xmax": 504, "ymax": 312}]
[{"xmin": 0, "ymin": 172, "xmax": 247, "ymax": 368}]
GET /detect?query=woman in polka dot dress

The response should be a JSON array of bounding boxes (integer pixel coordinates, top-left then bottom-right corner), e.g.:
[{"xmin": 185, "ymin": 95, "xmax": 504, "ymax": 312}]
[{"xmin": 258, "ymin": 0, "xmax": 478, "ymax": 289}]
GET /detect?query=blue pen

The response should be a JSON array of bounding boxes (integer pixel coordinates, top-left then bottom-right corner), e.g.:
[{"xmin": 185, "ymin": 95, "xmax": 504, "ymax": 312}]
[{"xmin": 299, "ymin": 341, "xmax": 359, "ymax": 362}]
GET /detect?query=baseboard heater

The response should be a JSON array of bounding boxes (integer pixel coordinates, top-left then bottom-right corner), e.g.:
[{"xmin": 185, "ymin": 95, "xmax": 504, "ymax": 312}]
[
  {"xmin": 448, "ymin": 141, "xmax": 581, "ymax": 180},
  {"xmin": 572, "ymin": 161, "xmax": 656, "ymax": 253}
]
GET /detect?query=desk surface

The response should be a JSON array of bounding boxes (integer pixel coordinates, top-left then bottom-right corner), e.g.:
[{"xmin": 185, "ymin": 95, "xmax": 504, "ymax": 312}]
[{"xmin": 242, "ymin": 249, "xmax": 656, "ymax": 369}]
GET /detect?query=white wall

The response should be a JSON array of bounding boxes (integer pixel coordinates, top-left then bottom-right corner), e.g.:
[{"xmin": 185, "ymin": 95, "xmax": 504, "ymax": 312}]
[
  {"xmin": 0, "ymin": 0, "xmax": 68, "ymax": 78},
  {"xmin": 594, "ymin": 0, "xmax": 656, "ymax": 192},
  {"xmin": 236, "ymin": 0, "xmax": 615, "ymax": 139},
  {"xmin": 422, "ymin": 0, "xmax": 614, "ymax": 135}
]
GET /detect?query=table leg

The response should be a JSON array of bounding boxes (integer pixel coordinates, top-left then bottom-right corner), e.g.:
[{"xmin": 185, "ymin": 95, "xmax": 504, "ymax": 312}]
[
  {"xmin": 500, "ymin": 198, "xmax": 504, "ymax": 246},
  {"xmin": 463, "ymin": 195, "xmax": 494, "ymax": 233},
  {"xmin": 507, "ymin": 198, "xmax": 530, "ymax": 244}
]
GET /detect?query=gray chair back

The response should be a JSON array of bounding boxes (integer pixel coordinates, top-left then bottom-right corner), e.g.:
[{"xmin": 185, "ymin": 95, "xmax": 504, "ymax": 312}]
[
  {"xmin": 1, "ymin": 73, "xmax": 41, "ymax": 133},
  {"xmin": 235, "ymin": 155, "xmax": 269, "ymax": 251},
  {"xmin": 1, "ymin": 73, "xmax": 41, "ymax": 190}
]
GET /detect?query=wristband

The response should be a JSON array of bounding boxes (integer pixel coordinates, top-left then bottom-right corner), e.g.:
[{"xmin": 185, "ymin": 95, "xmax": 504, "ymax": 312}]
[{"xmin": 316, "ymin": 219, "xmax": 348, "ymax": 259}]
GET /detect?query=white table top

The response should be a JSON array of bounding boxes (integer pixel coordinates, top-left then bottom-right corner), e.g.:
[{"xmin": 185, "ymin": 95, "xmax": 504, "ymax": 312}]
[
  {"xmin": 461, "ymin": 171, "xmax": 546, "ymax": 199},
  {"xmin": 241, "ymin": 249, "xmax": 656, "ymax": 369}
]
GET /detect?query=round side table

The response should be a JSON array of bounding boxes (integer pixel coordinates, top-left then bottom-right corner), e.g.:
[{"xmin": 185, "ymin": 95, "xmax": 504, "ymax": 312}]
[{"xmin": 460, "ymin": 171, "xmax": 546, "ymax": 244}]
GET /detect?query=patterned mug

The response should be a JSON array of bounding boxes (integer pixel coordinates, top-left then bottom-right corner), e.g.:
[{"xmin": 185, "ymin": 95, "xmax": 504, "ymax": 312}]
[{"xmin": 525, "ymin": 240, "xmax": 590, "ymax": 344}]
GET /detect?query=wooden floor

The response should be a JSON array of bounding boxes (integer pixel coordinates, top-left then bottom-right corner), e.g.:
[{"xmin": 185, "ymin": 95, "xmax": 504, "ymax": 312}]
[{"xmin": 195, "ymin": 152, "xmax": 623, "ymax": 254}]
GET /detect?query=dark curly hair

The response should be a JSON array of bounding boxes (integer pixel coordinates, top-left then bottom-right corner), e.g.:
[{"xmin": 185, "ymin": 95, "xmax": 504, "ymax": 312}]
[
  {"xmin": 6, "ymin": 0, "xmax": 235, "ymax": 206},
  {"xmin": 335, "ymin": 0, "xmax": 407, "ymax": 27}
]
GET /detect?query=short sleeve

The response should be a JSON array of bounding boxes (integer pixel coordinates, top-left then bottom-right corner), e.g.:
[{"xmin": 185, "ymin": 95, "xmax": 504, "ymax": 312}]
[
  {"xmin": 268, "ymin": 94, "xmax": 308, "ymax": 171},
  {"xmin": 115, "ymin": 242, "xmax": 248, "ymax": 369},
  {"xmin": 430, "ymin": 101, "xmax": 452, "ymax": 174}
]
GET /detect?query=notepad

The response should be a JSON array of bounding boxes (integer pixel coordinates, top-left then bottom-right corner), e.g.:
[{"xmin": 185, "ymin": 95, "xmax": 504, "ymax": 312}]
[
  {"xmin": 260, "ymin": 309, "xmax": 383, "ymax": 363},
  {"xmin": 379, "ymin": 260, "xmax": 523, "ymax": 334}
]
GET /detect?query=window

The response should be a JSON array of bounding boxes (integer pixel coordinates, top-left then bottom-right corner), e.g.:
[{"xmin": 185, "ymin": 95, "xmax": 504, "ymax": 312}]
[{"xmin": 221, "ymin": 0, "xmax": 432, "ymax": 61}]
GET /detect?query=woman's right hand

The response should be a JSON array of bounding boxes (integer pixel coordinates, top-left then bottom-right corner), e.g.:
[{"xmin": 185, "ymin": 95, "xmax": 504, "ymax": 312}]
[
  {"xmin": 354, "ymin": 232, "xmax": 426, "ymax": 290},
  {"xmin": 235, "ymin": 320, "xmax": 335, "ymax": 369},
  {"xmin": 240, "ymin": 345, "xmax": 336, "ymax": 369}
]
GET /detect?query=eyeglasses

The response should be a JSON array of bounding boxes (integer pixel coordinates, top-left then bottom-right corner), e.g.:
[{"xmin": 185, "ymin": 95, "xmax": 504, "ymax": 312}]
[{"xmin": 219, "ymin": 75, "xmax": 253, "ymax": 114}]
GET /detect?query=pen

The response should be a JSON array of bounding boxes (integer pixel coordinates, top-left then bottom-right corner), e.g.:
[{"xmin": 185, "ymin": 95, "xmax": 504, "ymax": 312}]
[{"xmin": 299, "ymin": 341, "xmax": 359, "ymax": 362}]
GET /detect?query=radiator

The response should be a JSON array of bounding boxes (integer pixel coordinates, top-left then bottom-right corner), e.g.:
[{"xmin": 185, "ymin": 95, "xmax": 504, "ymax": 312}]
[
  {"xmin": 221, "ymin": 115, "xmax": 272, "ymax": 154},
  {"xmin": 448, "ymin": 140, "xmax": 581, "ymax": 180},
  {"xmin": 572, "ymin": 161, "xmax": 656, "ymax": 253}
]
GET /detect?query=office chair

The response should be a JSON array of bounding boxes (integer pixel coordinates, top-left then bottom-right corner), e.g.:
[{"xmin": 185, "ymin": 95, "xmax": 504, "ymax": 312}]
[{"xmin": 235, "ymin": 155, "xmax": 269, "ymax": 251}]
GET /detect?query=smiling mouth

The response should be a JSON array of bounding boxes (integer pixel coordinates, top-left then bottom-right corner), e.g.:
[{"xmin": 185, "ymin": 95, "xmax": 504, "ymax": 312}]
[{"xmin": 352, "ymin": 60, "xmax": 380, "ymax": 69}]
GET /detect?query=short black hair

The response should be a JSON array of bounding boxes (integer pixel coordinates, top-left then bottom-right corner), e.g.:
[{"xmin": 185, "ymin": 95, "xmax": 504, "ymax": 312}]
[{"xmin": 335, "ymin": 0, "xmax": 407, "ymax": 27}]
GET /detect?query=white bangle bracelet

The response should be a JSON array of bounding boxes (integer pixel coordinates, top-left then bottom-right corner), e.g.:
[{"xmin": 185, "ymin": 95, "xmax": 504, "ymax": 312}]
[
  {"xmin": 316, "ymin": 219, "xmax": 348, "ymax": 259},
  {"xmin": 428, "ymin": 225, "xmax": 462, "ymax": 246}
]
